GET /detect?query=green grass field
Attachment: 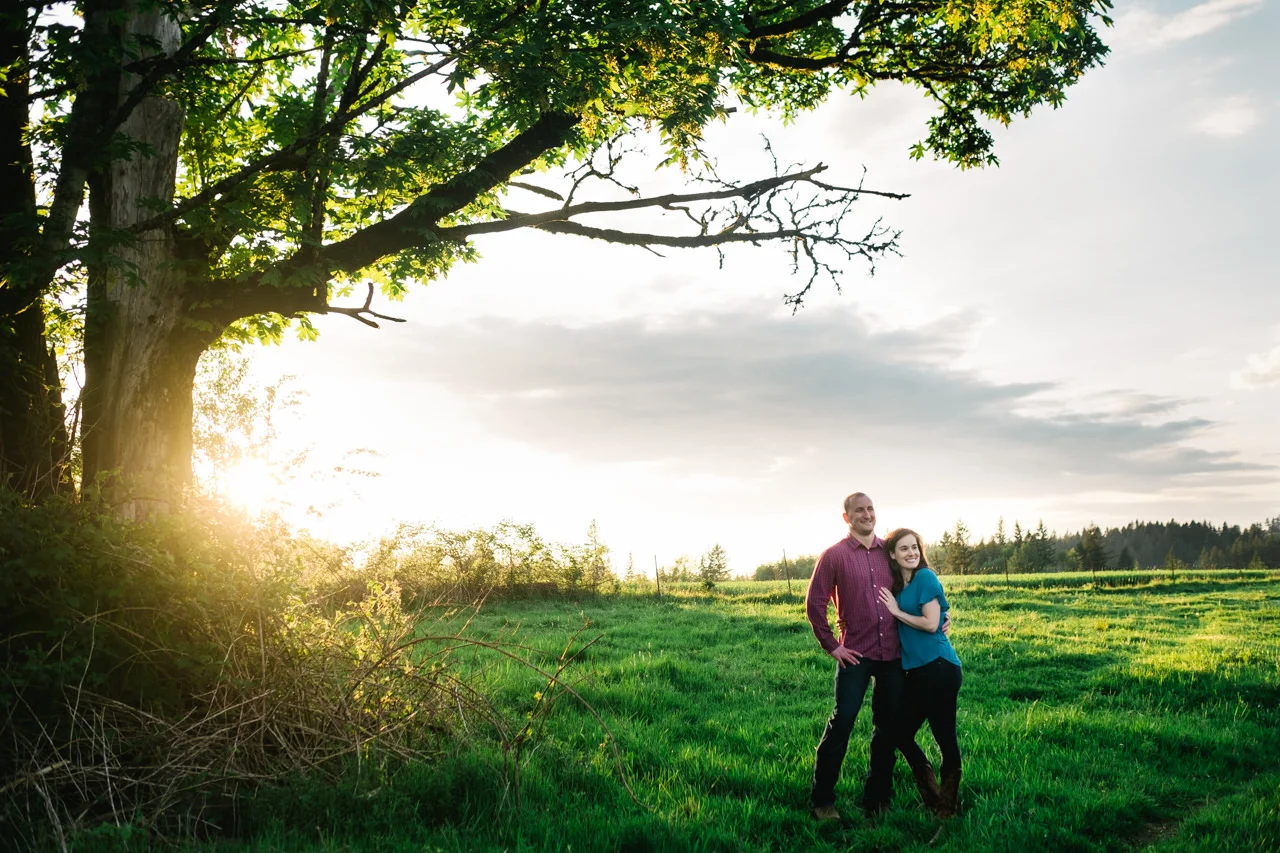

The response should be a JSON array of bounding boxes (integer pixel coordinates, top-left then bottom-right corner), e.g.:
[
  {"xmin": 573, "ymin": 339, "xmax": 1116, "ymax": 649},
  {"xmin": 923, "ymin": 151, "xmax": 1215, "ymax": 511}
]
[{"xmin": 229, "ymin": 573, "xmax": 1280, "ymax": 853}]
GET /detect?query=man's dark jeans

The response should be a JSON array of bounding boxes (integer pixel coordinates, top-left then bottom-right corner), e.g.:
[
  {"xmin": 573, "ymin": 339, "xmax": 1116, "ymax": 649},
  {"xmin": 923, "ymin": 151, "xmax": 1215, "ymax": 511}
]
[{"xmin": 810, "ymin": 657, "xmax": 904, "ymax": 809}]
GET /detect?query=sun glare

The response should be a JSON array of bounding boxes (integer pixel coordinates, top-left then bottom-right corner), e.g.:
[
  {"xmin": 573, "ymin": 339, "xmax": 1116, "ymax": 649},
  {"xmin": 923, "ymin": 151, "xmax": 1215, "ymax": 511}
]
[{"xmin": 219, "ymin": 459, "xmax": 277, "ymax": 515}]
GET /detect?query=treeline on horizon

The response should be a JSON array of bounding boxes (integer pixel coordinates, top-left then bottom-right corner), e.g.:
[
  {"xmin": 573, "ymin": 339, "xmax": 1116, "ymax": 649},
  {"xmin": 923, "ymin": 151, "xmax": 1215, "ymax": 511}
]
[{"xmin": 751, "ymin": 515, "xmax": 1280, "ymax": 580}]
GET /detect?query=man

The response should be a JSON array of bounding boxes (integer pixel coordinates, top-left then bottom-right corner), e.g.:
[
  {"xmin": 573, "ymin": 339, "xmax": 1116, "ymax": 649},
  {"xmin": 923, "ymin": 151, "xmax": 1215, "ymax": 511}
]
[{"xmin": 805, "ymin": 491, "xmax": 905, "ymax": 820}]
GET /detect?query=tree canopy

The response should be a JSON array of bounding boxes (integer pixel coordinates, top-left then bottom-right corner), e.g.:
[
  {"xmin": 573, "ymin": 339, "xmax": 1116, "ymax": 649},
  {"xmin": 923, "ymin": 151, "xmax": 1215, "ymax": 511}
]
[{"xmin": 0, "ymin": 0, "xmax": 1112, "ymax": 505}]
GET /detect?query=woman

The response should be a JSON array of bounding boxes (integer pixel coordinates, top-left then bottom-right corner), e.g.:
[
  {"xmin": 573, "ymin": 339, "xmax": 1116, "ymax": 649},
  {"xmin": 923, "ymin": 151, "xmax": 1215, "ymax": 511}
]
[{"xmin": 877, "ymin": 527, "xmax": 963, "ymax": 818}]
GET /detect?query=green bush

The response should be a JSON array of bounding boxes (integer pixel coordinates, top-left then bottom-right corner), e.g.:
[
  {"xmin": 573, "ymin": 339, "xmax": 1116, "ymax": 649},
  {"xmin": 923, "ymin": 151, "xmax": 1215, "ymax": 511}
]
[
  {"xmin": 360, "ymin": 520, "xmax": 618, "ymax": 604},
  {"xmin": 0, "ymin": 491, "xmax": 452, "ymax": 848}
]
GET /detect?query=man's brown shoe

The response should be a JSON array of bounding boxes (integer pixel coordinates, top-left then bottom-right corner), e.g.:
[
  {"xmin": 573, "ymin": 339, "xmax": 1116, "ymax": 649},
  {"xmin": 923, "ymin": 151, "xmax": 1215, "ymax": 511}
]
[{"xmin": 812, "ymin": 805, "xmax": 841, "ymax": 821}]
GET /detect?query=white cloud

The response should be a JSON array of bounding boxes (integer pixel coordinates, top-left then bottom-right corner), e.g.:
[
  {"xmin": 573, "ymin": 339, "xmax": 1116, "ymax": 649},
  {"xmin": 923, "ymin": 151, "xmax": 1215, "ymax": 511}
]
[
  {"xmin": 1113, "ymin": 0, "xmax": 1265, "ymax": 52},
  {"xmin": 1232, "ymin": 339, "xmax": 1280, "ymax": 389},
  {"xmin": 381, "ymin": 310, "xmax": 1268, "ymax": 486},
  {"xmin": 1195, "ymin": 94, "xmax": 1263, "ymax": 137}
]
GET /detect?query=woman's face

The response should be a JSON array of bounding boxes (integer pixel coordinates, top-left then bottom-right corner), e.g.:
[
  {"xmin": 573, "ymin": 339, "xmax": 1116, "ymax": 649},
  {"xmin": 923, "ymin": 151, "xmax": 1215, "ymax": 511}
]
[{"xmin": 893, "ymin": 535, "xmax": 921, "ymax": 571}]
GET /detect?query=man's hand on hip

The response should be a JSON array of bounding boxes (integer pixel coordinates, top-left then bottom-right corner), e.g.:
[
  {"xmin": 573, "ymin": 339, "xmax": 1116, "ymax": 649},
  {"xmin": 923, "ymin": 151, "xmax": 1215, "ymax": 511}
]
[{"xmin": 830, "ymin": 645, "xmax": 862, "ymax": 668}]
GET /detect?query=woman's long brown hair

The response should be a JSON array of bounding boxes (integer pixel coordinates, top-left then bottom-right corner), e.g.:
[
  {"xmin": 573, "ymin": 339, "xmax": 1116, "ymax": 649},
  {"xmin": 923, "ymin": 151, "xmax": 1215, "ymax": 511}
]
[{"xmin": 884, "ymin": 527, "xmax": 929, "ymax": 595}]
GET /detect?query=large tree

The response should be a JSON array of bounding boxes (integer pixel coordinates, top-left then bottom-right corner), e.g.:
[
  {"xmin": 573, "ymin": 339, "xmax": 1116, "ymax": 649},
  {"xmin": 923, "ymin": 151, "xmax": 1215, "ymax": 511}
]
[{"xmin": 1, "ymin": 0, "xmax": 1111, "ymax": 511}]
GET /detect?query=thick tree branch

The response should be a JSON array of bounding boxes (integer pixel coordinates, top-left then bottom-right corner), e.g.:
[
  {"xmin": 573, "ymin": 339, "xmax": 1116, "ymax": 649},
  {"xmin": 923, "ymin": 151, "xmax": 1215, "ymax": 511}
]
[
  {"xmin": 744, "ymin": 45, "xmax": 845, "ymax": 71},
  {"xmin": 305, "ymin": 110, "xmax": 580, "ymax": 275},
  {"xmin": 745, "ymin": 0, "xmax": 858, "ymax": 40},
  {"xmin": 198, "ymin": 109, "xmax": 580, "ymax": 321}
]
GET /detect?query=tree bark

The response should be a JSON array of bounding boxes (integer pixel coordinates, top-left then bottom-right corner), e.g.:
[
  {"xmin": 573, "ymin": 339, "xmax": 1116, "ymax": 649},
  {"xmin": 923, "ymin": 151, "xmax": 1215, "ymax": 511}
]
[
  {"xmin": 81, "ymin": 7, "xmax": 218, "ymax": 516},
  {"xmin": 0, "ymin": 5, "xmax": 69, "ymax": 498},
  {"xmin": 0, "ymin": 297, "xmax": 69, "ymax": 498}
]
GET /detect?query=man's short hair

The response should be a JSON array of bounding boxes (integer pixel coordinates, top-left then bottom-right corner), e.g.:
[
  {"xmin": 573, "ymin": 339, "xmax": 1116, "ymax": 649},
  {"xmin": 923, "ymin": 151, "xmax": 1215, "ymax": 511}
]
[{"xmin": 843, "ymin": 492, "xmax": 870, "ymax": 515}]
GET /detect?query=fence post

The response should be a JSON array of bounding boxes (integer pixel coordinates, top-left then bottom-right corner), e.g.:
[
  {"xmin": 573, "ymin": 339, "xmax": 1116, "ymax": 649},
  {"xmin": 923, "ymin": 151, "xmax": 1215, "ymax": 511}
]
[
  {"xmin": 654, "ymin": 555, "xmax": 662, "ymax": 599},
  {"xmin": 782, "ymin": 549, "xmax": 792, "ymax": 597}
]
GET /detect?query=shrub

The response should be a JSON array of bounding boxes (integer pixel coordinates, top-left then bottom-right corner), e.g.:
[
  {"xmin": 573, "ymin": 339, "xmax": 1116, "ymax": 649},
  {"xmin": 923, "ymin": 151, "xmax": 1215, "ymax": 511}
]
[
  {"xmin": 360, "ymin": 520, "xmax": 619, "ymax": 604},
  {"xmin": 0, "ymin": 492, "xmax": 455, "ymax": 847}
]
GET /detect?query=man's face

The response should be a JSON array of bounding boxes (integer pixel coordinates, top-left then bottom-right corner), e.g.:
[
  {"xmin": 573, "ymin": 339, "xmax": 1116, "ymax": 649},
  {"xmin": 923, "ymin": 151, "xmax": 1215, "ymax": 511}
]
[{"xmin": 843, "ymin": 495, "xmax": 876, "ymax": 537}]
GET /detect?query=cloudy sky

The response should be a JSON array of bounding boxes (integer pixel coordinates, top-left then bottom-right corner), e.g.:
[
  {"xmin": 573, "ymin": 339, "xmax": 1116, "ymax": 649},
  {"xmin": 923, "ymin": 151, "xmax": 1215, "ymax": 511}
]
[{"xmin": 238, "ymin": 0, "xmax": 1279, "ymax": 574}]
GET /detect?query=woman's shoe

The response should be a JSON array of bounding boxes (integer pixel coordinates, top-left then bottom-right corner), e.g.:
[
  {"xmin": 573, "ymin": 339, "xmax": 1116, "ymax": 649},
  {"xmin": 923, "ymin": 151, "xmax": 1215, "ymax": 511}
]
[
  {"xmin": 911, "ymin": 762, "xmax": 942, "ymax": 813},
  {"xmin": 937, "ymin": 769, "xmax": 962, "ymax": 819}
]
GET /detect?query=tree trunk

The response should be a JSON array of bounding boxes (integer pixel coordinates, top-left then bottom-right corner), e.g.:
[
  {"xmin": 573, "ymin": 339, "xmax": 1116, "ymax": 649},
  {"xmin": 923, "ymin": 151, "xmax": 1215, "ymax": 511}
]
[
  {"xmin": 81, "ymin": 7, "xmax": 219, "ymax": 516},
  {"xmin": 0, "ymin": 298, "xmax": 69, "ymax": 498},
  {"xmin": 0, "ymin": 6, "xmax": 69, "ymax": 498}
]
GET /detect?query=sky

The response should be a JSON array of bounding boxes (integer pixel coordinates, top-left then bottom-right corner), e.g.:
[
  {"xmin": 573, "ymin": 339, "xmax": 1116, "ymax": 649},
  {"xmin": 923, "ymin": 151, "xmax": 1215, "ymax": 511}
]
[{"xmin": 230, "ymin": 0, "xmax": 1279, "ymax": 575}]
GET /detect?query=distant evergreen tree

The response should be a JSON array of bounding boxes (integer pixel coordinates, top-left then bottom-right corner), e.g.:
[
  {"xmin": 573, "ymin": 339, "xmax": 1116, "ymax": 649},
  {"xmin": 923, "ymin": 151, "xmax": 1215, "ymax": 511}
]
[
  {"xmin": 943, "ymin": 520, "xmax": 973, "ymax": 575},
  {"xmin": 1021, "ymin": 520, "xmax": 1057, "ymax": 572},
  {"xmin": 970, "ymin": 535, "xmax": 1007, "ymax": 574},
  {"xmin": 936, "ymin": 529, "xmax": 954, "ymax": 573},
  {"xmin": 701, "ymin": 544, "xmax": 730, "ymax": 590},
  {"xmin": 1064, "ymin": 547, "xmax": 1082, "ymax": 571},
  {"xmin": 1080, "ymin": 523, "xmax": 1110, "ymax": 571},
  {"xmin": 1117, "ymin": 546, "xmax": 1135, "ymax": 570},
  {"xmin": 1005, "ymin": 520, "xmax": 1027, "ymax": 572},
  {"xmin": 1206, "ymin": 545, "xmax": 1228, "ymax": 569}
]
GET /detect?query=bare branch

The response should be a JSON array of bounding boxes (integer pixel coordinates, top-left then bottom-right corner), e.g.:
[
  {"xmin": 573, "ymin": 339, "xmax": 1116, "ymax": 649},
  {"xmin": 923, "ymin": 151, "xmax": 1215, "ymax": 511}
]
[
  {"xmin": 442, "ymin": 154, "xmax": 907, "ymax": 312},
  {"xmin": 523, "ymin": 219, "xmax": 808, "ymax": 247},
  {"xmin": 449, "ymin": 166, "xmax": 907, "ymax": 240},
  {"xmin": 563, "ymin": 135, "xmax": 643, "ymax": 207},
  {"xmin": 507, "ymin": 181, "xmax": 565, "ymax": 202},
  {"xmin": 320, "ymin": 282, "xmax": 407, "ymax": 329}
]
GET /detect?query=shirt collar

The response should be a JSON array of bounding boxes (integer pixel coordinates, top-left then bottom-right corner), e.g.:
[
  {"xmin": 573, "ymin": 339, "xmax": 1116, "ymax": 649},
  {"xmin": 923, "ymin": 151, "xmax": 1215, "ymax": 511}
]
[{"xmin": 847, "ymin": 534, "xmax": 884, "ymax": 551}]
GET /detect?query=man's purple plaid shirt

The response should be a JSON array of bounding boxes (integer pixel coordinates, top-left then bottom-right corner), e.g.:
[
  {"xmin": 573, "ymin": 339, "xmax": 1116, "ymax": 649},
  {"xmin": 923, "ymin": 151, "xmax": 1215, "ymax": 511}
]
[{"xmin": 804, "ymin": 534, "xmax": 902, "ymax": 662}]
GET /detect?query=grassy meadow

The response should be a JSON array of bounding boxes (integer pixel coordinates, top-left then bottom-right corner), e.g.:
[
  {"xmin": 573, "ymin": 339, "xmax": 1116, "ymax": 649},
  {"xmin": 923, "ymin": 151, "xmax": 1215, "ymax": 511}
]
[{"xmin": 221, "ymin": 572, "xmax": 1280, "ymax": 853}]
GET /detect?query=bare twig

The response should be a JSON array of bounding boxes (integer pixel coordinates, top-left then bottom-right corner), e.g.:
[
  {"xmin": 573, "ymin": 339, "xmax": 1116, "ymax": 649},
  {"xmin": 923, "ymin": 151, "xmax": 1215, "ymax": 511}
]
[{"xmin": 321, "ymin": 282, "xmax": 407, "ymax": 329}]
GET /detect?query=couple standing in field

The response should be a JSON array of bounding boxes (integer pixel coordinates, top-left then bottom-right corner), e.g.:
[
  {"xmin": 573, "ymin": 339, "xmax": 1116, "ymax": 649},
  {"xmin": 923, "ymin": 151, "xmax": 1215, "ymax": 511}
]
[{"xmin": 805, "ymin": 491, "xmax": 963, "ymax": 821}]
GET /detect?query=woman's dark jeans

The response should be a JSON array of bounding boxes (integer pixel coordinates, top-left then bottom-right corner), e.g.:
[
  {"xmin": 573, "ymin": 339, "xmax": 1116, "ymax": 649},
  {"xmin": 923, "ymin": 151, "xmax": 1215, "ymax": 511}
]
[{"xmin": 901, "ymin": 658, "xmax": 963, "ymax": 777}]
